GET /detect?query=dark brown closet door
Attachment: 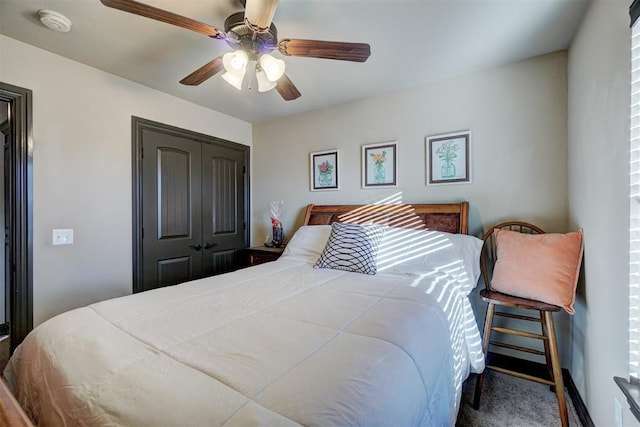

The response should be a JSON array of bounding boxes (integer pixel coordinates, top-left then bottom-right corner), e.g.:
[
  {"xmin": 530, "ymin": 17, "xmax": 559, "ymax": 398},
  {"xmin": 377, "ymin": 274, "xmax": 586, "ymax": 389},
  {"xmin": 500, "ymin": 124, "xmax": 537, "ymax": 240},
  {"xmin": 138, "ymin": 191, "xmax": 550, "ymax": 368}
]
[
  {"xmin": 136, "ymin": 118, "xmax": 249, "ymax": 293},
  {"xmin": 141, "ymin": 130, "xmax": 203, "ymax": 291},
  {"xmin": 201, "ymin": 143, "xmax": 245, "ymax": 276}
]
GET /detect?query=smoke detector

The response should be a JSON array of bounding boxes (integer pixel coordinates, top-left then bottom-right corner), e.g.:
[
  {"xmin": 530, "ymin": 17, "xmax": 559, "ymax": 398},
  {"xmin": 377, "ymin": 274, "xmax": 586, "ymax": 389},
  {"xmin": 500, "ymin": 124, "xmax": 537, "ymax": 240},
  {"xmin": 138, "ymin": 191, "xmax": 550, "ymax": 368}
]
[{"xmin": 38, "ymin": 10, "xmax": 72, "ymax": 33}]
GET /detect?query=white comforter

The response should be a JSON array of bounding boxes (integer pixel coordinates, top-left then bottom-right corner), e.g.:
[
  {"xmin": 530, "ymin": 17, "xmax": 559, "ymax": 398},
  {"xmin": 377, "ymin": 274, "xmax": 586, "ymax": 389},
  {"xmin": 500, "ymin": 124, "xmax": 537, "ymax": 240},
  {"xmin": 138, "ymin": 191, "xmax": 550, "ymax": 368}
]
[{"xmin": 5, "ymin": 255, "xmax": 484, "ymax": 426}]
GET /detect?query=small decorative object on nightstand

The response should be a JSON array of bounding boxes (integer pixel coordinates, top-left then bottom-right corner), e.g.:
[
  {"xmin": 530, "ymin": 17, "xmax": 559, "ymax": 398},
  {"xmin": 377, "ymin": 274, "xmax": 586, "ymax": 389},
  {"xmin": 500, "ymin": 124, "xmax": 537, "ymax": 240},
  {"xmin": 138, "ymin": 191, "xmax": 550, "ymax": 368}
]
[
  {"xmin": 244, "ymin": 246, "xmax": 285, "ymax": 266},
  {"xmin": 266, "ymin": 200, "xmax": 285, "ymax": 248}
]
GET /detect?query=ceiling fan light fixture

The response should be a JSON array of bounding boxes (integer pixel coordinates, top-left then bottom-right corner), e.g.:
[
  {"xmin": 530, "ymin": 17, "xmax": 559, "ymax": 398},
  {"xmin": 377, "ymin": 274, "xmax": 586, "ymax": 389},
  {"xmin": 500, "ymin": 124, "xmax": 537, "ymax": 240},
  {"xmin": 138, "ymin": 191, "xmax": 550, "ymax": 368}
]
[
  {"xmin": 222, "ymin": 70, "xmax": 245, "ymax": 90},
  {"xmin": 222, "ymin": 50, "xmax": 248, "ymax": 89},
  {"xmin": 256, "ymin": 65, "xmax": 277, "ymax": 92},
  {"xmin": 223, "ymin": 50, "xmax": 249, "ymax": 73},
  {"xmin": 259, "ymin": 54, "xmax": 286, "ymax": 82}
]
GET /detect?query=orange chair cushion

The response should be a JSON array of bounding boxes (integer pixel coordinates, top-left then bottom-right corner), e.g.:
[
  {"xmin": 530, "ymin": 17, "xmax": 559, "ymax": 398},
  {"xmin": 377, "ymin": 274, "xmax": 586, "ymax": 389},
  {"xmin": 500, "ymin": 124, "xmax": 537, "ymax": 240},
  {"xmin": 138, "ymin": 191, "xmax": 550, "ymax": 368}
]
[{"xmin": 490, "ymin": 228, "xmax": 584, "ymax": 314}]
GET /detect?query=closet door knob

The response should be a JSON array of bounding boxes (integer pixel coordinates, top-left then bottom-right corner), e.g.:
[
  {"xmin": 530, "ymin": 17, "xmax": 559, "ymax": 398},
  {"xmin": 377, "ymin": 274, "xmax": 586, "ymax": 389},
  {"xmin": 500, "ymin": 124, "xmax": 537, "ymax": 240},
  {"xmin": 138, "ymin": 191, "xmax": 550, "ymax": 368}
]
[
  {"xmin": 204, "ymin": 243, "xmax": 217, "ymax": 250},
  {"xmin": 189, "ymin": 244, "xmax": 202, "ymax": 251}
]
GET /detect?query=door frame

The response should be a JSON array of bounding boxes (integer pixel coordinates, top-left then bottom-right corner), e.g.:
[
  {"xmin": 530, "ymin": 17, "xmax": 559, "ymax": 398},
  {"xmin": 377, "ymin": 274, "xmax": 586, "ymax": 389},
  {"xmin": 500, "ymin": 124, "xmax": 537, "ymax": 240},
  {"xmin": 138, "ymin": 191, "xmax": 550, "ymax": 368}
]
[
  {"xmin": 0, "ymin": 82, "xmax": 33, "ymax": 351},
  {"xmin": 131, "ymin": 117, "xmax": 250, "ymax": 294}
]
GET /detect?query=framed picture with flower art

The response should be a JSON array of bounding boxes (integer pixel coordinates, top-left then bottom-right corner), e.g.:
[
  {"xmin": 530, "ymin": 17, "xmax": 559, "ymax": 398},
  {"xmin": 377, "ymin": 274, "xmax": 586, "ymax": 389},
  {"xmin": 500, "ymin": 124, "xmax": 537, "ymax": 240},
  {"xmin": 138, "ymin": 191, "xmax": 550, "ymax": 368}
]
[
  {"xmin": 426, "ymin": 131, "xmax": 471, "ymax": 185},
  {"xmin": 310, "ymin": 149, "xmax": 339, "ymax": 191},
  {"xmin": 362, "ymin": 141, "xmax": 397, "ymax": 188}
]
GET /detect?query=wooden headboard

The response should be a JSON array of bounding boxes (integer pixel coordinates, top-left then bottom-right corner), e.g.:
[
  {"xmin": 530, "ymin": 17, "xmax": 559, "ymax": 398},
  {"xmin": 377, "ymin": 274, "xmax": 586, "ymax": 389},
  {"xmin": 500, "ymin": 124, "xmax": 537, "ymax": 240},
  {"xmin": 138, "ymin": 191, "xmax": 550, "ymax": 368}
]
[{"xmin": 303, "ymin": 202, "xmax": 469, "ymax": 234}]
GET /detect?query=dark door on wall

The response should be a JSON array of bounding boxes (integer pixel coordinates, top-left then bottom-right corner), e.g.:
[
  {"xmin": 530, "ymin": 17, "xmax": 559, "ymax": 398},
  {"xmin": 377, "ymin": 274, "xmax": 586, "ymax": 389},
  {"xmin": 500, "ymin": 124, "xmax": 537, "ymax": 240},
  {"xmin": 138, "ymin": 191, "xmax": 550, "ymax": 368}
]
[
  {"xmin": 0, "ymin": 82, "xmax": 33, "ymax": 352},
  {"xmin": 201, "ymin": 142, "xmax": 246, "ymax": 275},
  {"xmin": 134, "ymin": 118, "xmax": 248, "ymax": 293},
  {"xmin": 2, "ymin": 115, "xmax": 10, "ymax": 336}
]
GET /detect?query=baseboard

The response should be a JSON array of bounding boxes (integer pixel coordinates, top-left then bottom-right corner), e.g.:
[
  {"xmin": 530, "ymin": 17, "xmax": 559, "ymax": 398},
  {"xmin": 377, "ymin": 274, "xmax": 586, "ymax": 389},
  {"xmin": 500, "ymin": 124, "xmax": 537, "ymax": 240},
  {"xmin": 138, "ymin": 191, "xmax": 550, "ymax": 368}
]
[
  {"xmin": 487, "ymin": 351, "xmax": 595, "ymax": 427},
  {"xmin": 563, "ymin": 368, "xmax": 595, "ymax": 427}
]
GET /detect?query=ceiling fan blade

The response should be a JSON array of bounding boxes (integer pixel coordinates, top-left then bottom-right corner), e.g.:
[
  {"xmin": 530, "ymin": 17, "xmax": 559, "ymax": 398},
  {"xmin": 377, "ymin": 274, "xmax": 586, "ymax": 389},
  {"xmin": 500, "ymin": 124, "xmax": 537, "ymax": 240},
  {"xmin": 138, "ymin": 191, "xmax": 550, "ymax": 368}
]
[
  {"xmin": 99, "ymin": 0, "xmax": 223, "ymax": 38},
  {"xmin": 180, "ymin": 56, "xmax": 224, "ymax": 86},
  {"xmin": 244, "ymin": 0, "xmax": 279, "ymax": 32},
  {"xmin": 278, "ymin": 39, "xmax": 371, "ymax": 62},
  {"xmin": 275, "ymin": 74, "xmax": 301, "ymax": 101}
]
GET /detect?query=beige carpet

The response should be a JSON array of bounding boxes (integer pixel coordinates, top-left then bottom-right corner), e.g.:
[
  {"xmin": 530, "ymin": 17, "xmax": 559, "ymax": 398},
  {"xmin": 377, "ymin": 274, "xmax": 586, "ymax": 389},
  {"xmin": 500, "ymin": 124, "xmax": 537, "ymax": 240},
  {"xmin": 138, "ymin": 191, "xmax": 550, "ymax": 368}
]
[{"xmin": 457, "ymin": 370, "xmax": 582, "ymax": 426}]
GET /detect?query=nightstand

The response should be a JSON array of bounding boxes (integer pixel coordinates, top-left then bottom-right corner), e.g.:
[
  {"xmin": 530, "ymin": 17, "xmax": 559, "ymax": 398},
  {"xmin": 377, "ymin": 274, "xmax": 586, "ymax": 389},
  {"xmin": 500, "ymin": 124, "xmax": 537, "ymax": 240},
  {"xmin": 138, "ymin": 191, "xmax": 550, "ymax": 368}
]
[{"xmin": 244, "ymin": 246, "xmax": 285, "ymax": 266}]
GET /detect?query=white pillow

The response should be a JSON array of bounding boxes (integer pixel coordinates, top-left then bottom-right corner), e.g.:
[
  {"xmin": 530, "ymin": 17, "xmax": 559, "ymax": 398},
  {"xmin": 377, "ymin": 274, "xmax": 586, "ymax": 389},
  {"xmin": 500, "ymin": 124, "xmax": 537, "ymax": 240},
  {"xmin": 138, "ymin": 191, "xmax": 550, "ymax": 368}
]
[
  {"xmin": 313, "ymin": 222, "xmax": 387, "ymax": 275},
  {"xmin": 283, "ymin": 224, "xmax": 482, "ymax": 293},
  {"xmin": 376, "ymin": 227, "xmax": 483, "ymax": 295},
  {"xmin": 282, "ymin": 225, "xmax": 332, "ymax": 261}
]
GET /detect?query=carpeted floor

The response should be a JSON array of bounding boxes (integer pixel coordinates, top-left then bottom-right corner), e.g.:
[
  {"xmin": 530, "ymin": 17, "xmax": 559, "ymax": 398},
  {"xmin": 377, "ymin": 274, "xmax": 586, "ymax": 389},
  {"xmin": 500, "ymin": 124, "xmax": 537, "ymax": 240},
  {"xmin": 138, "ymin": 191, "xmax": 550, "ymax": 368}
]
[{"xmin": 457, "ymin": 370, "xmax": 582, "ymax": 426}]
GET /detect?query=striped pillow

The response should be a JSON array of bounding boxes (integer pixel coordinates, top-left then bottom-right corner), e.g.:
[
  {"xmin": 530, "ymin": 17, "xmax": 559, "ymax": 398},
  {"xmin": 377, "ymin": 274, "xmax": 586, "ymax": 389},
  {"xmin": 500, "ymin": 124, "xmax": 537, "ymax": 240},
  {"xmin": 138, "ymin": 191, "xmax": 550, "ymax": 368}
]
[{"xmin": 314, "ymin": 222, "xmax": 386, "ymax": 275}]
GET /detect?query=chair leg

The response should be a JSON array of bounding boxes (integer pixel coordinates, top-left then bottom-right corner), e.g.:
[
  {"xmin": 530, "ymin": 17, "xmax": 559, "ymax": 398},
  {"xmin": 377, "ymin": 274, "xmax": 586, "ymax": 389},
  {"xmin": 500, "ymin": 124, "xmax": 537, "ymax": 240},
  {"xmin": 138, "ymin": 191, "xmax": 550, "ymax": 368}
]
[
  {"xmin": 544, "ymin": 311, "xmax": 569, "ymax": 427},
  {"xmin": 540, "ymin": 312, "xmax": 556, "ymax": 393},
  {"xmin": 473, "ymin": 302, "xmax": 495, "ymax": 410}
]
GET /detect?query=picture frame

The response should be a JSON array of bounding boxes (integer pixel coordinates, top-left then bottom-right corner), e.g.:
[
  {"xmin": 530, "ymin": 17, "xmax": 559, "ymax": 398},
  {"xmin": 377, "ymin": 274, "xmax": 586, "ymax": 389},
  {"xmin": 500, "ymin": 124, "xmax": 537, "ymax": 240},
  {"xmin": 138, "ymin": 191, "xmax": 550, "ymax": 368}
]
[
  {"xmin": 362, "ymin": 141, "xmax": 398, "ymax": 188},
  {"xmin": 310, "ymin": 149, "xmax": 339, "ymax": 191},
  {"xmin": 426, "ymin": 131, "xmax": 471, "ymax": 185}
]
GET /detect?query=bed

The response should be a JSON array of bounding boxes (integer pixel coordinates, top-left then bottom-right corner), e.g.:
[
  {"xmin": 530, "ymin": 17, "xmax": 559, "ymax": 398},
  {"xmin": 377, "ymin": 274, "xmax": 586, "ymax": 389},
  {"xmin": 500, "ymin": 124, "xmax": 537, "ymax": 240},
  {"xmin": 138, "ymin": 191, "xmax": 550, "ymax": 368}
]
[{"xmin": 4, "ymin": 202, "xmax": 485, "ymax": 426}]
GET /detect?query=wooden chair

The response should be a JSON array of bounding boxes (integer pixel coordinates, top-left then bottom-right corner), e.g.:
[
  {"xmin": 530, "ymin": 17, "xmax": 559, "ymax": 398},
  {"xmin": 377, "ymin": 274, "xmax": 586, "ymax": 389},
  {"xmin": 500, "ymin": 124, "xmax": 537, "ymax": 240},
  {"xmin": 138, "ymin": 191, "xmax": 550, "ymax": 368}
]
[{"xmin": 473, "ymin": 221, "xmax": 569, "ymax": 427}]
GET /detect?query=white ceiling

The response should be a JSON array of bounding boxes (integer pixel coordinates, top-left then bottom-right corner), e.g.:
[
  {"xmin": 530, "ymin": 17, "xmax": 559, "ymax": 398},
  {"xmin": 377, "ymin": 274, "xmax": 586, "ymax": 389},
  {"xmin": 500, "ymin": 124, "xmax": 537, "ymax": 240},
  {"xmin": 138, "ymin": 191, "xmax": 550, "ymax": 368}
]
[{"xmin": 0, "ymin": 0, "xmax": 590, "ymax": 124}]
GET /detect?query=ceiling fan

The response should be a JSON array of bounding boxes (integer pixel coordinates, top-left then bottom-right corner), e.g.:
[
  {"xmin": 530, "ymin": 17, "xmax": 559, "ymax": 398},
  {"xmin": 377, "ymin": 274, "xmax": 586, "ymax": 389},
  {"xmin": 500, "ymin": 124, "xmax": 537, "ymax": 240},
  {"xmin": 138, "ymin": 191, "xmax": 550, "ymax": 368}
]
[{"xmin": 99, "ymin": 0, "xmax": 372, "ymax": 101}]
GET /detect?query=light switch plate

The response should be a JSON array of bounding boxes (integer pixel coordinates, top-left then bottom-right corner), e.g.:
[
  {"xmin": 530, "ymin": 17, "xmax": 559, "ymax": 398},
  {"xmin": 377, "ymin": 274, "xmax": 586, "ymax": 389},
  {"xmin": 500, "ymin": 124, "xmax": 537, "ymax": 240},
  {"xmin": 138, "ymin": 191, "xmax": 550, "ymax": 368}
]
[{"xmin": 52, "ymin": 229, "xmax": 73, "ymax": 245}]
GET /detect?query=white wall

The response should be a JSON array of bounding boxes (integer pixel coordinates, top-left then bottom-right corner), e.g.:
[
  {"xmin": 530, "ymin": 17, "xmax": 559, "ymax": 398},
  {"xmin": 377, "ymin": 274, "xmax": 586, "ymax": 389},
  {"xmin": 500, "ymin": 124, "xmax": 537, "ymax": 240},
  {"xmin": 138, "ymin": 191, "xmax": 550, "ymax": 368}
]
[
  {"xmin": 567, "ymin": 1, "xmax": 637, "ymax": 426},
  {"xmin": 0, "ymin": 35, "xmax": 252, "ymax": 326},
  {"xmin": 253, "ymin": 52, "xmax": 569, "ymax": 240},
  {"xmin": 253, "ymin": 50, "xmax": 573, "ymax": 361}
]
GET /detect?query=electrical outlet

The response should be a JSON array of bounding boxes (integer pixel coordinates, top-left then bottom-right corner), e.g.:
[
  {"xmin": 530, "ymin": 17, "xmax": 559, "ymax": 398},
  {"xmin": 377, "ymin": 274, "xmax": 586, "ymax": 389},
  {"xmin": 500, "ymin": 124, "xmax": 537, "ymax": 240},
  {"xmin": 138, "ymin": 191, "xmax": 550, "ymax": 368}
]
[
  {"xmin": 52, "ymin": 229, "xmax": 73, "ymax": 246},
  {"xmin": 615, "ymin": 397, "xmax": 623, "ymax": 427}
]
